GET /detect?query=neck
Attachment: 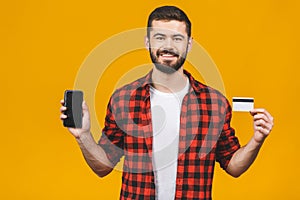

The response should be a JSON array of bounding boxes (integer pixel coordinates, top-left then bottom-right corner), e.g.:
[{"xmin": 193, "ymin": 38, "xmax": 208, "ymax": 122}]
[{"xmin": 151, "ymin": 67, "xmax": 187, "ymax": 93}]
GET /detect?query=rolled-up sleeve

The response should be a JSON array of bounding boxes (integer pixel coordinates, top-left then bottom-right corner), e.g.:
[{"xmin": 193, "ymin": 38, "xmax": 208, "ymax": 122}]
[
  {"xmin": 98, "ymin": 97, "xmax": 124, "ymax": 167},
  {"xmin": 216, "ymin": 101, "xmax": 240, "ymax": 170}
]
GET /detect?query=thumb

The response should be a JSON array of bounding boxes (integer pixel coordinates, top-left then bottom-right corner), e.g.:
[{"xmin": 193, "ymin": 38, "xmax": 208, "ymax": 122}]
[
  {"xmin": 81, "ymin": 101, "xmax": 90, "ymax": 119},
  {"xmin": 82, "ymin": 100, "xmax": 89, "ymax": 112}
]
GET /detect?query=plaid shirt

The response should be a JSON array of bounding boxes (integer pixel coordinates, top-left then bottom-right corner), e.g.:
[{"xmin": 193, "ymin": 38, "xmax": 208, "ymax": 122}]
[{"xmin": 99, "ymin": 70, "xmax": 240, "ymax": 200}]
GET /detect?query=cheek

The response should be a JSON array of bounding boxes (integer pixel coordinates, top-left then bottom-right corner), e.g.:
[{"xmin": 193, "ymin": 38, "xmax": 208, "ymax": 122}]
[
  {"xmin": 149, "ymin": 48, "xmax": 158, "ymax": 56},
  {"xmin": 149, "ymin": 42, "xmax": 161, "ymax": 50},
  {"xmin": 177, "ymin": 44, "xmax": 189, "ymax": 54},
  {"xmin": 149, "ymin": 44, "xmax": 160, "ymax": 55}
]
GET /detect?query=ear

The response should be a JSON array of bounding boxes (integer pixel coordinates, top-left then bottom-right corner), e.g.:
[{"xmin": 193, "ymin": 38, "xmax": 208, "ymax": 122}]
[
  {"xmin": 187, "ymin": 37, "xmax": 193, "ymax": 52},
  {"xmin": 144, "ymin": 36, "xmax": 150, "ymax": 50}
]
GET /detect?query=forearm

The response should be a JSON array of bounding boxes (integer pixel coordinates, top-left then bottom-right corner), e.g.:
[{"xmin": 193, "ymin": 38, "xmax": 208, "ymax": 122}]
[
  {"xmin": 76, "ymin": 132, "xmax": 113, "ymax": 177},
  {"xmin": 226, "ymin": 137, "xmax": 263, "ymax": 177}
]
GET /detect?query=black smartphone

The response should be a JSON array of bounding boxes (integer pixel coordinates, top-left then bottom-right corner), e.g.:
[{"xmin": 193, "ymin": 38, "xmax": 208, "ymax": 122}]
[{"xmin": 63, "ymin": 90, "xmax": 83, "ymax": 128}]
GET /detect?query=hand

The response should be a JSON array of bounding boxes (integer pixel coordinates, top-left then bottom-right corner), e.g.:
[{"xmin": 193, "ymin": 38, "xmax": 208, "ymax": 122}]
[
  {"xmin": 60, "ymin": 99, "xmax": 91, "ymax": 139},
  {"xmin": 250, "ymin": 108, "xmax": 274, "ymax": 144}
]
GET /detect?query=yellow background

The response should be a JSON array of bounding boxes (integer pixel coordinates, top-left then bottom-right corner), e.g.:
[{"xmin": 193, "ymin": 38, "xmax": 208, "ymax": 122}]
[{"xmin": 1, "ymin": 0, "xmax": 299, "ymax": 199}]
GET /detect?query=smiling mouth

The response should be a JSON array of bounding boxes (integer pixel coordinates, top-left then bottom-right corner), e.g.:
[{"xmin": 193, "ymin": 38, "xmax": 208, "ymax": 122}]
[
  {"xmin": 157, "ymin": 50, "xmax": 179, "ymax": 58},
  {"xmin": 160, "ymin": 53, "xmax": 176, "ymax": 57}
]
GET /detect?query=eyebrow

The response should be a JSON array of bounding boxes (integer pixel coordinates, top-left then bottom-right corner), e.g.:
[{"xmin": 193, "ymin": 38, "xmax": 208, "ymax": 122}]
[
  {"xmin": 153, "ymin": 33, "xmax": 166, "ymax": 37},
  {"xmin": 172, "ymin": 34, "xmax": 185, "ymax": 38},
  {"xmin": 152, "ymin": 33, "xmax": 185, "ymax": 38}
]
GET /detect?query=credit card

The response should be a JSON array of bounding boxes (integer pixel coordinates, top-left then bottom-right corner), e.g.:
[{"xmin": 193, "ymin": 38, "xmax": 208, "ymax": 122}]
[{"xmin": 232, "ymin": 97, "xmax": 254, "ymax": 112}]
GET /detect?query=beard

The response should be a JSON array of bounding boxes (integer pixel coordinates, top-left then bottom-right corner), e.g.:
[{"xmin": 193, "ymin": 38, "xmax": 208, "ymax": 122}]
[{"xmin": 149, "ymin": 47, "xmax": 187, "ymax": 74}]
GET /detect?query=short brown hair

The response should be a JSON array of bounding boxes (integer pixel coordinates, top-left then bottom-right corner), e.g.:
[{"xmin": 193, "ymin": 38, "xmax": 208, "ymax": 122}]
[{"xmin": 147, "ymin": 6, "xmax": 191, "ymax": 38}]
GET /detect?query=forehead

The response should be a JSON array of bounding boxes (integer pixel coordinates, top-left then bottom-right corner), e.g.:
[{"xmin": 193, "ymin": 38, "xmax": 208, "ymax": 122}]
[{"xmin": 150, "ymin": 20, "xmax": 187, "ymax": 36}]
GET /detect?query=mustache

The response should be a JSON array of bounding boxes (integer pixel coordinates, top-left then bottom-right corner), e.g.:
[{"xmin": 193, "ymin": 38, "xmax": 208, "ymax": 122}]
[{"xmin": 156, "ymin": 49, "xmax": 179, "ymax": 57}]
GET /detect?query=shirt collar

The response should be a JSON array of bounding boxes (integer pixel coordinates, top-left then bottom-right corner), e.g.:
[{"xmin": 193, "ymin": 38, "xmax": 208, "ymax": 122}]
[
  {"xmin": 140, "ymin": 69, "xmax": 205, "ymax": 101},
  {"xmin": 183, "ymin": 69, "xmax": 205, "ymax": 94}
]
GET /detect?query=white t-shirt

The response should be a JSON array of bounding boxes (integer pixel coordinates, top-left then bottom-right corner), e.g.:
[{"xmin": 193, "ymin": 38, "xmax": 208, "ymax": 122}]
[{"xmin": 150, "ymin": 78, "xmax": 190, "ymax": 200}]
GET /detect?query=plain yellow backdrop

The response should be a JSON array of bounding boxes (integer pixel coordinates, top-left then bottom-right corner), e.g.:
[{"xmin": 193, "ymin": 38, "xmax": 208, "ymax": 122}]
[{"xmin": 1, "ymin": 0, "xmax": 299, "ymax": 199}]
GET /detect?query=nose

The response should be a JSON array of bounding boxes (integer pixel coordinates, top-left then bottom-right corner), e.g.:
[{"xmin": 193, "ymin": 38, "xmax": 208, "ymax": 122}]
[{"xmin": 163, "ymin": 37, "xmax": 174, "ymax": 50}]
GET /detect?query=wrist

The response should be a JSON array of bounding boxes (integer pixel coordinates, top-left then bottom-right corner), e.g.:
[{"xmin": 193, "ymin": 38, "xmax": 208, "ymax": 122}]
[
  {"xmin": 250, "ymin": 137, "xmax": 264, "ymax": 149},
  {"xmin": 75, "ymin": 131, "xmax": 92, "ymax": 143}
]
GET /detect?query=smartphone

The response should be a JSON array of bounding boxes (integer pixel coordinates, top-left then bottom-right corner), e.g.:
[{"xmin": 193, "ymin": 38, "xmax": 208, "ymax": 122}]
[{"xmin": 63, "ymin": 90, "xmax": 83, "ymax": 128}]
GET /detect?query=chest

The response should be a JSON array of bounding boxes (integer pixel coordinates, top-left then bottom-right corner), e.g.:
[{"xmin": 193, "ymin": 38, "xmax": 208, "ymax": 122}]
[{"xmin": 115, "ymin": 91, "xmax": 224, "ymax": 154}]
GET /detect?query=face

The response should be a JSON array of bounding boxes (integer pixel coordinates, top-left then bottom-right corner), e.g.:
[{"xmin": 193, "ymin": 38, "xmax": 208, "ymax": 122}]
[{"xmin": 146, "ymin": 20, "xmax": 192, "ymax": 74}]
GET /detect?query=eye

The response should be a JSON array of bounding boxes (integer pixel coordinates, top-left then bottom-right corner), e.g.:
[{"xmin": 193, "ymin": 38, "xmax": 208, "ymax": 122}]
[
  {"xmin": 173, "ymin": 37, "xmax": 183, "ymax": 42},
  {"xmin": 154, "ymin": 36, "xmax": 165, "ymax": 41}
]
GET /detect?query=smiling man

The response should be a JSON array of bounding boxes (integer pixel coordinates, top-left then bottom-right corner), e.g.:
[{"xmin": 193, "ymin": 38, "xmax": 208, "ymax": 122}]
[
  {"xmin": 147, "ymin": 19, "xmax": 191, "ymax": 75},
  {"xmin": 60, "ymin": 6, "xmax": 274, "ymax": 200}
]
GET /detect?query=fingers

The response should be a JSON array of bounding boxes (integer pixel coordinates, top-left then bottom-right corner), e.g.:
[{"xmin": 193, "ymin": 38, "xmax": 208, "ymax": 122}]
[
  {"xmin": 60, "ymin": 113, "xmax": 67, "ymax": 120},
  {"xmin": 251, "ymin": 108, "xmax": 274, "ymax": 141},
  {"xmin": 254, "ymin": 126, "xmax": 270, "ymax": 136},
  {"xmin": 250, "ymin": 108, "xmax": 273, "ymax": 121},
  {"xmin": 60, "ymin": 99, "xmax": 67, "ymax": 120},
  {"xmin": 254, "ymin": 118, "xmax": 273, "ymax": 132},
  {"xmin": 251, "ymin": 108, "xmax": 274, "ymax": 123},
  {"xmin": 253, "ymin": 113, "xmax": 268, "ymax": 122},
  {"xmin": 60, "ymin": 105, "xmax": 67, "ymax": 112},
  {"xmin": 60, "ymin": 100, "xmax": 88, "ymax": 119}
]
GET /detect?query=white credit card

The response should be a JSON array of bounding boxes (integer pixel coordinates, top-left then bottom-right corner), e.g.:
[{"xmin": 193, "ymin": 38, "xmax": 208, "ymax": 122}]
[{"xmin": 232, "ymin": 97, "xmax": 254, "ymax": 112}]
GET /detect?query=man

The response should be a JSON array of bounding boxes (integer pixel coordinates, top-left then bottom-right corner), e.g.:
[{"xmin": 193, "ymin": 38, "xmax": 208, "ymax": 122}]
[{"xmin": 60, "ymin": 6, "xmax": 274, "ymax": 200}]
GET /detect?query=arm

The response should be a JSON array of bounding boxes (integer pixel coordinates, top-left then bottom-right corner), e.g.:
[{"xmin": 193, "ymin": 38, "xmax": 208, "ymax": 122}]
[
  {"xmin": 76, "ymin": 132, "xmax": 114, "ymax": 177},
  {"xmin": 60, "ymin": 100, "xmax": 113, "ymax": 177},
  {"xmin": 226, "ymin": 108, "xmax": 274, "ymax": 177}
]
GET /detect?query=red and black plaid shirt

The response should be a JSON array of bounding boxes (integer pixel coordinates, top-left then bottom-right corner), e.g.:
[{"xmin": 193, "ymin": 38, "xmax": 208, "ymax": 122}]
[{"xmin": 99, "ymin": 70, "xmax": 240, "ymax": 200}]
